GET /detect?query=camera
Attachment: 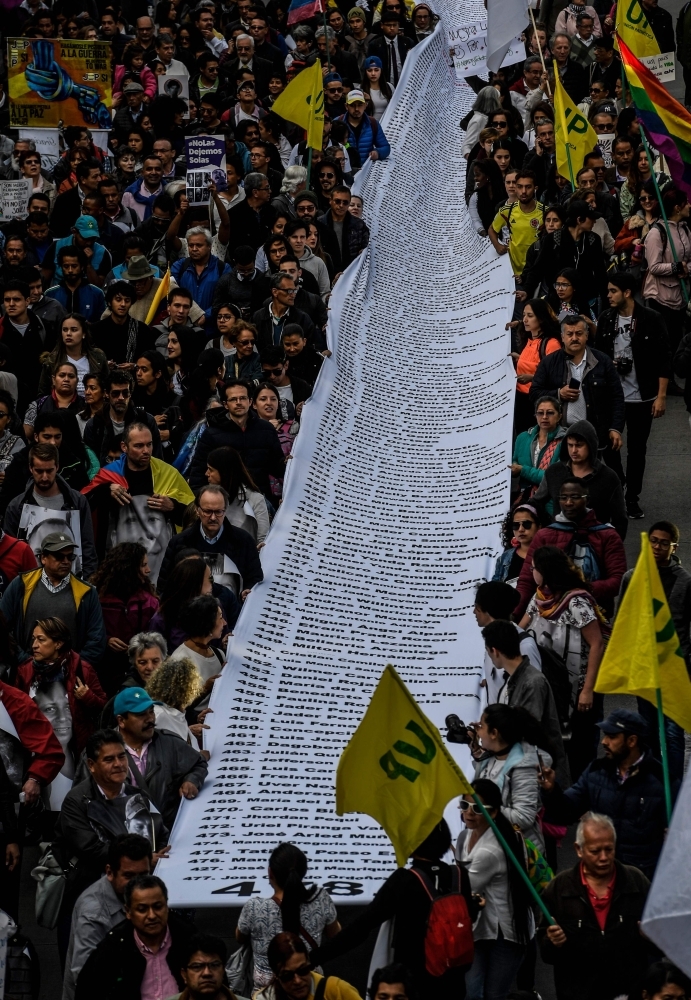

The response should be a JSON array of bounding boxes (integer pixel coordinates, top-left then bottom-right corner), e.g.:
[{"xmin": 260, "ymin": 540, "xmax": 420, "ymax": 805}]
[
  {"xmin": 445, "ymin": 715, "xmax": 476, "ymax": 745},
  {"xmin": 614, "ymin": 356, "xmax": 633, "ymax": 376}
]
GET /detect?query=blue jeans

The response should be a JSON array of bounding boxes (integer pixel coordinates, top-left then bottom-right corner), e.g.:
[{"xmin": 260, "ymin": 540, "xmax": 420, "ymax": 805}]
[
  {"xmin": 637, "ymin": 697, "xmax": 685, "ymax": 783},
  {"xmin": 465, "ymin": 930, "xmax": 527, "ymax": 1000}
]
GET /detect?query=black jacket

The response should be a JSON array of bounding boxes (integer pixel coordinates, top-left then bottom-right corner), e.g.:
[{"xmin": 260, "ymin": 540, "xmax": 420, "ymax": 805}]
[
  {"xmin": 646, "ymin": 3, "xmax": 676, "ymax": 53},
  {"xmin": 50, "ymin": 187, "xmax": 83, "ymax": 239},
  {"xmin": 84, "ymin": 406, "xmax": 162, "ymax": 465},
  {"xmin": 366, "ymin": 34, "xmax": 413, "ymax": 82},
  {"xmin": 259, "ymin": 289, "xmax": 328, "ymax": 343},
  {"xmin": 227, "ymin": 200, "xmax": 275, "ymax": 254},
  {"xmin": 317, "ymin": 210, "xmax": 370, "ymax": 272},
  {"xmin": 91, "ymin": 316, "xmax": 157, "ymax": 366},
  {"xmin": 0, "ymin": 312, "xmax": 50, "ymax": 408},
  {"xmin": 75, "ymin": 912, "xmax": 196, "ymax": 1000},
  {"xmin": 0, "ymin": 440, "xmax": 90, "ymax": 518},
  {"xmin": 556, "ymin": 60, "xmax": 589, "ymax": 103},
  {"xmin": 538, "ymin": 861, "xmax": 651, "ymax": 1000},
  {"xmin": 542, "ymin": 750, "xmax": 675, "ymax": 874},
  {"xmin": 188, "ymin": 408, "xmax": 286, "ymax": 497},
  {"xmin": 533, "ymin": 418, "xmax": 628, "ymax": 538},
  {"xmin": 157, "ymin": 519, "xmax": 263, "ymax": 593},
  {"xmin": 251, "ymin": 304, "xmax": 317, "ymax": 354},
  {"xmin": 3, "ymin": 473, "xmax": 98, "ymax": 578},
  {"xmin": 287, "ymin": 350, "xmax": 324, "ymax": 390},
  {"xmin": 219, "ymin": 55, "xmax": 274, "ymax": 96},
  {"xmin": 212, "ymin": 268, "xmax": 272, "ymax": 318},
  {"xmin": 520, "ymin": 227, "xmax": 608, "ymax": 302},
  {"xmin": 595, "ymin": 302, "xmax": 672, "ymax": 402},
  {"xmin": 530, "ymin": 346, "xmax": 626, "ymax": 448}
]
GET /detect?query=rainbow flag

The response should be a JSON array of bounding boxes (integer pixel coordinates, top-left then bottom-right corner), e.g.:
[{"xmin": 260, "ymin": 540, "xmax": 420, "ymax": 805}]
[
  {"xmin": 619, "ymin": 36, "xmax": 691, "ymax": 200},
  {"xmin": 287, "ymin": 0, "xmax": 324, "ymax": 24}
]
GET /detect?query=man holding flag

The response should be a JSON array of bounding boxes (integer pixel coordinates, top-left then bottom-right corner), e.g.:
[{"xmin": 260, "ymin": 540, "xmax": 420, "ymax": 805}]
[{"xmin": 553, "ymin": 70, "xmax": 599, "ymax": 187}]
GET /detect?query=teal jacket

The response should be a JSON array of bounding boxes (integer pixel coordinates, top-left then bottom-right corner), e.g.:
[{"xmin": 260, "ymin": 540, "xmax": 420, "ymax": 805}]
[{"xmin": 512, "ymin": 425, "xmax": 566, "ymax": 489}]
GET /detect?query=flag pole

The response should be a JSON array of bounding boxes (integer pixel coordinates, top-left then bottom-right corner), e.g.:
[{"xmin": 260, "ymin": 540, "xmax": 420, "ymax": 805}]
[
  {"xmin": 322, "ymin": 1, "xmax": 331, "ymax": 73},
  {"xmin": 471, "ymin": 793, "xmax": 556, "ymax": 925},
  {"xmin": 639, "ymin": 129, "xmax": 690, "ymax": 305},
  {"xmin": 306, "ymin": 144, "xmax": 313, "ymax": 187},
  {"xmin": 655, "ymin": 688, "xmax": 673, "ymax": 824},
  {"xmin": 528, "ymin": 6, "xmax": 551, "ymax": 98},
  {"xmin": 565, "ymin": 143, "xmax": 575, "ymax": 188}
]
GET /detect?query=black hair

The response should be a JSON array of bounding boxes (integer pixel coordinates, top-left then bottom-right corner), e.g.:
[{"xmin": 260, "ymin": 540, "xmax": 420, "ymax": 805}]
[
  {"xmin": 482, "ymin": 703, "xmax": 549, "ymax": 752},
  {"xmin": 177, "ymin": 595, "xmax": 221, "ymax": 638},
  {"xmin": 649, "ymin": 520, "xmax": 680, "ymax": 544},
  {"xmin": 158, "ymin": 557, "xmax": 210, "ymax": 627},
  {"xmin": 475, "ymin": 582, "xmax": 520, "ymax": 620},
  {"xmin": 106, "ymin": 833, "xmax": 152, "ymax": 873},
  {"xmin": 105, "ymin": 280, "xmax": 136, "ymax": 305},
  {"xmin": 57, "ymin": 244, "xmax": 86, "ymax": 268},
  {"xmin": 411, "ymin": 818, "xmax": 451, "ymax": 859},
  {"xmin": 565, "ymin": 199, "xmax": 594, "ymax": 227},
  {"xmin": 86, "ymin": 728, "xmax": 124, "ymax": 761},
  {"xmin": 532, "ymin": 544, "xmax": 590, "ymax": 595},
  {"xmin": 471, "ymin": 778, "xmax": 533, "ymax": 944},
  {"xmin": 269, "ymin": 843, "xmax": 318, "ymax": 934},
  {"xmin": 636, "ymin": 961, "xmax": 691, "ymax": 1000},
  {"xmin": 369, "ymin": 965, "xmax": 416, "ymax": 999},
  {"xmin": 124, "ymin": 873, "xmax": 167, "ymax": 908},
  {"xmin": 607, "ymin": 270, "xmax": 637, "ymax": 295},
  {"xmin": 75, "ymin": 157, "xmax": 101, "ymax": 180},
  {"xmin": 481, "ymin": 619, "xmax": 521, "ymax": 658},
  {"xmin": 180, "ymin": 934, "xmax": 228, "ymax": 969},
  {"xmin": 3, "ymin": 278, "xmax": 31, "ymax": 299},
  {"xmin": 261, "ymin": 345, "xmax": 287, "ymax": 367}
]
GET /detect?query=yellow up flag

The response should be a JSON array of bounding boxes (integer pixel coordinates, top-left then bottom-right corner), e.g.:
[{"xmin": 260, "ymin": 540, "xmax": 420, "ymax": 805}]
[
  {"xmin": 615, "ymin": 0, "xmax": 660, "ymax": 58},
  {"xmin": 553, "ymin": 72, "xmax": 599, "ymax": 186},
  {"xmin": 595, "ymin": 533, "xmax": 691, "ymax": 731},
  {"xmin": 272, "ymin": 60, "xmax": 324, "ymax": 150},
  {"xmin": 144, "ymin": 267, "xmax": 171, "ymax": 325},
  {"xmin": 336, "ymin": 665, "xmax": 473, "ymax": 867}
]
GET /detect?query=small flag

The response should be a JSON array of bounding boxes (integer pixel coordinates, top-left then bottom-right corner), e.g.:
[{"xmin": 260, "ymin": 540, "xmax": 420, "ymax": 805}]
[
  {"xmin": 144, "ymin": 267, "xmax": 171, "ymax": 326},
  {"xmin": 553, "ymin": 71, "xmax": 598, "ymax": 184},
  {"xmin": 616, "ymin": 0, "xmax": 660, "ymax": 59},
  {"xmin": 619, "ymin": 37, "xmax": 691, "ymax": 203},
  {"xmin": 272, "ymin": 59, "xmax": 324, "ymax": 150},
  {"xmin": 336, "ymin": 665, "xmax": 473, "ymax": 867},
  {"xmin": 287, "ymin": 0, "xmax": 324, "ymax": 25},
  {"xmin": 595, "ymin": 533, "xmax": 691, "ymax": 731}
]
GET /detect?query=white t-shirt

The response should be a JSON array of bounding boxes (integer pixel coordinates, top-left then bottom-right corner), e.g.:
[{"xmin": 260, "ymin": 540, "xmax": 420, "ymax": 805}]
[
  {"xmin": 614, "ymin": 313, "xmax": 645, "ymax": 402},
  {"xmin": 72, "ymin": 355, "xmax": 91, "ymax": 395},
  {"xmin": 565, "ymin": 356, "xmax": 588, "ymax": 424}
]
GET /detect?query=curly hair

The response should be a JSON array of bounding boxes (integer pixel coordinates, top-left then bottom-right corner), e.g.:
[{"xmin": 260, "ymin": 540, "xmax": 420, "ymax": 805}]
[
  {"xmin": 91, "ymin": 542, "xmax": 156, "ymax": 602},
  {"xmin": 147, "ymin": 655, "xmax": 202, "ymax": 711}
]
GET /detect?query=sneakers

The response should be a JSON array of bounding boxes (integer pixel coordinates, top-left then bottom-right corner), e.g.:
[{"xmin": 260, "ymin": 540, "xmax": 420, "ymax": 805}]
[{"xmin": 627, "ymin": 500, "xmax": 644, "ymax": 519}]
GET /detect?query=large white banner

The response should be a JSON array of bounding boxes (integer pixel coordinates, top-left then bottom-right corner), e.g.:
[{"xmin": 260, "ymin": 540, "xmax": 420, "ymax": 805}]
[{"xmin": 161, "ymin": 0, "xmax": 516, "ymax": 906}]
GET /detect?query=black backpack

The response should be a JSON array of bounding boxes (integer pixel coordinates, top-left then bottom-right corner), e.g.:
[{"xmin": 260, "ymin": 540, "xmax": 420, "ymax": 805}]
[{"xmin": 526, "ymin": 628, "xmax": 573, "ymax": 731}]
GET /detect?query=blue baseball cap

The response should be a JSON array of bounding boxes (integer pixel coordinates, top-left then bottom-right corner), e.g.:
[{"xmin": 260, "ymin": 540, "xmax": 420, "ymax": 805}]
[
  {"xmin": 74, "ymin": 215, "xmax": 99, "ymax": 238},
  {"xmin": 597, "ymin": 709, "xmax": 649, "ymax": 738},
  {"xmin": 113, "ymin": 687, "xmax": 155, "ymax": 717}
]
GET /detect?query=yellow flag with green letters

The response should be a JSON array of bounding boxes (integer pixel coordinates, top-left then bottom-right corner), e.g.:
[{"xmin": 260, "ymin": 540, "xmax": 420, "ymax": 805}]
[
  {"xmin": 595, "ymin": 533, "xmax": 691, "ymax": 731},
  {"xmin": 336, "ymin": 665, "xmax": 473, "ymax": 867},
  {"xmin": 615, "ymin": 0, "xmax": 660, "ymax": 58},
  {"xmin": 553, "ymin": 72, "xmax": 599, "ymax": 185},
  {"xmin": 272, "ymin": 60, "xmax": 324, "ymax": 150}
]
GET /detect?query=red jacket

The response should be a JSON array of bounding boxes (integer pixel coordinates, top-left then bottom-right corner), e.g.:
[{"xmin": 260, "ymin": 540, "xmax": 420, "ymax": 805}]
[
  {"xmin": 14, "ymin": 651, "xmax": 106, "ymax": 755},
  {"xmin": 0, "ymin": 532, "xmax": 37, "ymax": 593},
  {"xmin": 515, "ymin": 510, "xmax": 627, "ymax": 619},
  {"xmin": 99, "ymin": 590, "xmax": 160, "ymax": 645},
  {"xmin": 0, "ymin": 681, "xmax": 64, "ymax": 786}
]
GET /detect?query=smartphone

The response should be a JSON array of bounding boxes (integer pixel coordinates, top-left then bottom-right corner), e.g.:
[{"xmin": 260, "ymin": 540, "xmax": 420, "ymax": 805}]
[
  {"xmin": 537, "ymin": 752, "xmax": 545, "ymax": 780},
  {"xmin": 568, "ymin": 377, "xmax": 581, "ymax": 390}
]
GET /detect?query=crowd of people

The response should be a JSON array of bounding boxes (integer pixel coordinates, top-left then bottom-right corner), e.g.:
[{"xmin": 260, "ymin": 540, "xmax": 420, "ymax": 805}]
[{"xmin": 0, "ymin": 0, "xmax": 689, "ymax": 997}]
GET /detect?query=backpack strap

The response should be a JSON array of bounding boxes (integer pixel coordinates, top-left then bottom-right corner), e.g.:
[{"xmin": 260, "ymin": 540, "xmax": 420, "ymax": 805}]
[
  {"xmin": 409, "ymin": 865, "xmax": 437, "ymax": 900},
  {"xmin": 314, "ymin": 977, "xmax": 329, "ymax": 1000}
]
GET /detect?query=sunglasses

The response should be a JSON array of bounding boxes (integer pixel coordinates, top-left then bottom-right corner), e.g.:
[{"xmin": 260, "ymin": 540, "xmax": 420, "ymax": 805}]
[
  {"xmin": 49, "ymin": 551, "xmax": 76, "ymax": 562},
  {"xmin": 558, "ymin": 494, "xmax": 588, "ymax": 501},
  {"xmin": 109, "ymin": 388, "xmax": 130, "ymax": 397},
  {"xmin": 278, "ymin": 965, "xmax": 312, "ymax": 983},
  {"xmin": 459, "ymin": 800, "xmax": 483, "ymax": 814},
  {"xmin": 320, "ymin": 172, "xmax": 336, "ymax": 179},
  {"xmin": 511, "ymin": 520, "xmax": 535, "ymax": 530}
]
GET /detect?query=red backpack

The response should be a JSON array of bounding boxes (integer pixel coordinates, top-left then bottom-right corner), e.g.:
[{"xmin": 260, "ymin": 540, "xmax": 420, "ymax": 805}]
[{"xmin": 410, "ymin": 863, "xmax": 475, "ymax": 976}]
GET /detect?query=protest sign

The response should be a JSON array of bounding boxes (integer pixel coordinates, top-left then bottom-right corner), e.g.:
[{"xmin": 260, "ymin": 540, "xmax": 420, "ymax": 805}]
[
  {"xmin": 185, "ymin": 136, "xmax": 226, "ymax": 206},
  {"xmin": 641, "ymin": 51, "xmax": 675, "ymax": 82},
  {"xmin": 18, "ymin": 128, "xmax": 60, "ymax": 158},
  {"xmin": 597, "ymin": 132, "xmax": 616, "ymax": 168},
  {"xmin": 8, "ymin": 37, "xmax": 112, "ymax": 129},
  {"xmin": 0, "ymin": 180, "xmax": 32, "ymax": 222},
  {"xmin": 159, "ymin": 74, "xmax": 190, "ymax": 118},
  {"xmin": 448, "ymin": 20, "xmax": 524, "ymax": 79}
]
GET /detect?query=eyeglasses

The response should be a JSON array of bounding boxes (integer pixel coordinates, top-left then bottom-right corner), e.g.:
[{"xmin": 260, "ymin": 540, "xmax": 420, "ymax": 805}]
[
  {"xmin": 554, "ymin": 282, "xmax": 572, "ymax": 290},
  {"xmin": 278, "ymin": 287, "xmax": 297, "ymax": 295},
  {"xmin": 650, "ymin": 537, "xmax": 673, "ymax": 549},
  {"xmin": 186, "ymin": 961, "xmax": 224, "ymax": 972},
  {"xmin": 24, "ymin": 159, "xmax": 40, "ymax": 166},
  {"xmin": 558, "ymin": 494, "xmax": 588, "ymax": 501},
  {"xmin": 332, "ymin": 198, "xmax": 350, "ymax": 207},
  {"xmin": 278, "ymin": 965, "xmax": 312, "ymax": 983},
  {"xmin": 493, "ymin": 120, "xmax": 508, "ymax": 127},
  {"xmin": 459, "ymin": 800, "xmax": 483, "ymax": 814},
  {"xmin": 511, "ymin": 520, "xmax": 535, "ymax": 530},
  {"xmin": 109, "ymin": 388, "xmax": 130, "ymax": 398},
  {"xmin": 198, "ymin": 508, "xmax": 226, "ymax": 519}
]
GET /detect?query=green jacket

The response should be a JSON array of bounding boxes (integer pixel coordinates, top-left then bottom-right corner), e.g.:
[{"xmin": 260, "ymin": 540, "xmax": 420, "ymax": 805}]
[{"xmin": 512, "ymin": 424, "xmax": 567, "ymax": 488}]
